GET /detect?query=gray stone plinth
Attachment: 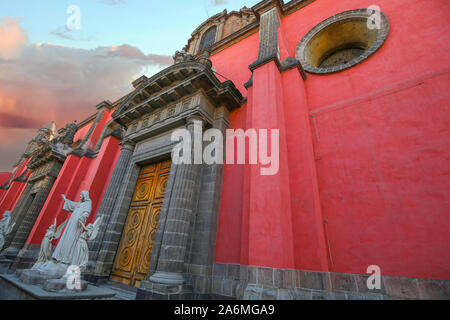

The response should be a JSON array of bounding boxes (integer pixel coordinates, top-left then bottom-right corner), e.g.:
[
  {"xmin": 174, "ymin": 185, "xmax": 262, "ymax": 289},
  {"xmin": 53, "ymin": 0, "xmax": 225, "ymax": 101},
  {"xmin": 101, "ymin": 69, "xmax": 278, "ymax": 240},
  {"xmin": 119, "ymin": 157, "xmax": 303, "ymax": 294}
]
[
  {"xmin": 18, "ymin": 269, "xmax": 58, "ymax": 286},
  {"xmin": 43, "ymin": 278, "xmax": 89, "ymax": 293},
  {"xmin": 0, "ymin": 259, "xmax": 13, "ymax": 274},
  {"xmin": 0, "ymin": 274, "xmax": 116, "ymax": 300},
  {"xmin": 149, "ymin": 271, "xmax": 185, "ymax": 285},
  {"xmin": 18, "ymin": 261, "xmax": 69, "ymax": 287}
]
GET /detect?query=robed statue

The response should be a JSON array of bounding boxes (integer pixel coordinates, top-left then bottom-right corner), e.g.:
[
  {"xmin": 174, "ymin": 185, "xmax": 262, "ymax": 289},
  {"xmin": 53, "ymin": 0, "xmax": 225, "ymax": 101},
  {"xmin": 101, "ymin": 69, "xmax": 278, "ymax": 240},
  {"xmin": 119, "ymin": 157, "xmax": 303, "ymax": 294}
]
[
  {"xmin": 52, "ymin": 191, "xmax": 92, "ymax": 264},
  {"xmin": 32, "ymin": 219, "xmax": 67, "ymax": 270},
  {"xmin": 0, "ymin": 211, "xmax": 15, "ymax": 251},
  {"xmin": 71, "ymin": 216, "xmax": 103, "ymax": 270}
]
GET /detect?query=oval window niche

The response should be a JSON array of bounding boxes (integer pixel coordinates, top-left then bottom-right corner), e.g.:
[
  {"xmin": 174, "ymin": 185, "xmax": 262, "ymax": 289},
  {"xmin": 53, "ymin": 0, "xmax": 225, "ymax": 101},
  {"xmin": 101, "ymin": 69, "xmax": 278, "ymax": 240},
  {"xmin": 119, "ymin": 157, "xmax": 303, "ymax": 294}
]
[{"xmin": 295, "ymin": 9, "xmax": 390, "ymax": 74}]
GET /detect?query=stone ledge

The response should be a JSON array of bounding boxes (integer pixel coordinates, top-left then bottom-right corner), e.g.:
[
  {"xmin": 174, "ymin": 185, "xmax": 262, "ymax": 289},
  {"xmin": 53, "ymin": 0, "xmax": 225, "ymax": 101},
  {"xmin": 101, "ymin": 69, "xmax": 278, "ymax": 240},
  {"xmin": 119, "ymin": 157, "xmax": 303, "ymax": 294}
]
[
  {"xmin": 211, "ymin": 263, "xmax": 450, "ymax": 300},
  {"xmin": 0, "ymin": 274, "xmax": 116, "ymax": 300}
]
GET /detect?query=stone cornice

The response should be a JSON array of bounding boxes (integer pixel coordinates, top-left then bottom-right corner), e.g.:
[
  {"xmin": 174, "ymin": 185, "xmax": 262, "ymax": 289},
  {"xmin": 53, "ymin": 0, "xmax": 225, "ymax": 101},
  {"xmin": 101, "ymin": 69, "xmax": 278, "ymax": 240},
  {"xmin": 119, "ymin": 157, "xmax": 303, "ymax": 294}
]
[
  {"xmin": 112, "ymin": 61, "xmax": 243, "ymax": 127},
  {"xmin": 27, "ymin": 143, "xmax": 66, "ymax": 170}
]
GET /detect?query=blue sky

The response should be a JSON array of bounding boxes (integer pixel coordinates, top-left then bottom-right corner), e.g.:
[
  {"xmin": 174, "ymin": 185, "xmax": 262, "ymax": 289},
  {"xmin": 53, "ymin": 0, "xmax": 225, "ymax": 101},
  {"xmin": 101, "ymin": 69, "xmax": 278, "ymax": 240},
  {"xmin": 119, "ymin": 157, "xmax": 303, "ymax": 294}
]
[
  {"xmin": 0, "ymin": 0, "xmax": 262, "ymax": 171},
  {"xmin": 0, "ymin": 0, "xmax": 261, "ymax": 55}
]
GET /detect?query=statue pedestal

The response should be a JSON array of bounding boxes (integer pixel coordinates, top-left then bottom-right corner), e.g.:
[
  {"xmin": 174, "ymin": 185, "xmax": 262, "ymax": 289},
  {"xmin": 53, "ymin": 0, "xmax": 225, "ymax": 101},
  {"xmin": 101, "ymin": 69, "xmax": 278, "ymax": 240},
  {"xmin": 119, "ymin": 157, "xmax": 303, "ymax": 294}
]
[
  {"xmin": 43, "ymin": 278, "xmax": 89, "ymax": 292},
  {"xmin": 0, "ymin": 274, "xmax": 116, "ymax": 300},
  {"xmin": 35, "ymin": 260, "xmax": 69, "ymax": 279},
  {"xmin": 19, "ymin": 269, "xmax": 59, "ymax": 286},
  {"xmin": 17, "ymin": 260, "xmax": 89, "ymax": 293}
]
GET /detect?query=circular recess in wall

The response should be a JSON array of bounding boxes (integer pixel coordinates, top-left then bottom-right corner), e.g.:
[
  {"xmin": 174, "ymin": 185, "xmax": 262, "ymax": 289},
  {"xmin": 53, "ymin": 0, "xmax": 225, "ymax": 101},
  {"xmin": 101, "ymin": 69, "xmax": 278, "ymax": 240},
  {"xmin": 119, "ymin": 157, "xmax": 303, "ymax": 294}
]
[{"xmin": 295, "ymin": 9, "xmax": 390, "ymax": 74}]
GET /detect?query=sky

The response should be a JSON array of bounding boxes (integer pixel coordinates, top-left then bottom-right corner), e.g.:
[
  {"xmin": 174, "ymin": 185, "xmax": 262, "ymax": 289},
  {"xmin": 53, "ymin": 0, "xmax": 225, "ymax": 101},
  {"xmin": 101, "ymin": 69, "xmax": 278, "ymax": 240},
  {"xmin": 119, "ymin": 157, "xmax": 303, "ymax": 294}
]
[{"xmin": 0, "ymin": 0, "xmax": 261, "ymax": 172}]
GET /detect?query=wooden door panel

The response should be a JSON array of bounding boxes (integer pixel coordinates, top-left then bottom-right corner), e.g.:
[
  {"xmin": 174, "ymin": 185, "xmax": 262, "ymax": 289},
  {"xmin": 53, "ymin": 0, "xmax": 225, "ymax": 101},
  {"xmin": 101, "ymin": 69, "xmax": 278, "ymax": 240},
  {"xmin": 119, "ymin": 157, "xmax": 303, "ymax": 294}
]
[
  {"xmin": 135, "ymin": 203, "xmax": 162, "ymax": 281},
  {"xmin": 111, "ymin": 160, "xmax": 171, "ymax": 287},
  {"xmin": 154, "ymin": 173, "xmax": 169, "ymax": 200},
  {"xmin": 132, "ymin": 177, "xmax": 155, "ymax": 202},
  {"xmin": 111, "ymin": 205, "xmax": 146, "ymax": 275}
]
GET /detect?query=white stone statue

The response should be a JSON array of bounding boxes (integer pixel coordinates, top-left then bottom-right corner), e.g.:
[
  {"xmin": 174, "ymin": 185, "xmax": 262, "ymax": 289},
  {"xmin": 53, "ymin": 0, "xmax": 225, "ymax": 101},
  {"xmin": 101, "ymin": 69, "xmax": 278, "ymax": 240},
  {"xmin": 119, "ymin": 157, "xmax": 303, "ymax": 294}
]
[
  {"xmin": 71, "ymin": 216, "xmax": 103, "ymax": 270},
  {"xmin": 51, "ymin": 191, "xmax": 92, "ymax": 264},
  {"xmin": 0, "ymin": 211, "xmax": 15, "ymax": 251},
  {"xmin": 31, "ymin": 219, "xmax": 67, "ymax": 270}
]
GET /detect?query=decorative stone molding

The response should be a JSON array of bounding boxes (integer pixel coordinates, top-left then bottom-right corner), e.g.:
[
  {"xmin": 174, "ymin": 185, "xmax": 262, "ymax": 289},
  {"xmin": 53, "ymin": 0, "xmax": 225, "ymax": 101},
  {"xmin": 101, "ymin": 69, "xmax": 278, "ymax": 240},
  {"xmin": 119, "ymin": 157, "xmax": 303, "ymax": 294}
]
[
  {"xmin": 295, "ymin": 8, "xmax": 390, "ymax": 74},
  {"xmin": 112, "ymin": 60, "xmax": 243, "ymax": 129},
  {"xmin": 247, "ymin": 6, "xmax": 306, "ymax": 80}
]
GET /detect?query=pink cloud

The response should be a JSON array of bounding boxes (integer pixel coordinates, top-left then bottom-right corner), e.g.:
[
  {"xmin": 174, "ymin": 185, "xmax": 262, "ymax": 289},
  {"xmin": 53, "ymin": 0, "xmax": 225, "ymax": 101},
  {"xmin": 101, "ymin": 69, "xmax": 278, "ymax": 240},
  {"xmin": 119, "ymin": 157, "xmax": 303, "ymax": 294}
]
[
  {"xmin": 0, "ymin": 17, "xmax": 173, "ymax": 172},
  {"xmin": 0, "ymin": 17, "xmax": 28, "ymax": 60}
]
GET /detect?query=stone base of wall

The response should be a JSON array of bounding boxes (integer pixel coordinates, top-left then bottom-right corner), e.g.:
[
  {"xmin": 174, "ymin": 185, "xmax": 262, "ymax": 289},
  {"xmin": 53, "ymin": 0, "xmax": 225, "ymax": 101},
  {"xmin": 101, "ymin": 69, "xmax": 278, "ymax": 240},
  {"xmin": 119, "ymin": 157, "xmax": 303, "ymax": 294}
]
[
  {"xmin": 132, "ymin": 263, "xmax": 449, "ymax": 300},
  {"xmin": 124, "ymin": 263, "xmax": 450, "ymax": 300},
  {"xmin": 207, "ymin": 263, "xmax": 450, "ymax": 300},
  {"xmin": 82, "ymin": 274, "xmax": 110, "ymax": 285},
  {"xmin": 5, "ymin": 259, "xmax": 449, "ymax": 300},
  {"xmin": 136, "ymin": 288, "xmax": 235, "ymax": 300}
]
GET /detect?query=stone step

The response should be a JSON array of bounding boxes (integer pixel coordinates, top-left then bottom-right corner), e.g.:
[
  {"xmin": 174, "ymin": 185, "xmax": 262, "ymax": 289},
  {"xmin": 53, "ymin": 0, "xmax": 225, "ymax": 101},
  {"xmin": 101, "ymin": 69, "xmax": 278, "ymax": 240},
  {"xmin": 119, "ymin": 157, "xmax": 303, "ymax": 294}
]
[{"xmin": 99, "ymin": 281, "xmax": 137, "ymax": 300}]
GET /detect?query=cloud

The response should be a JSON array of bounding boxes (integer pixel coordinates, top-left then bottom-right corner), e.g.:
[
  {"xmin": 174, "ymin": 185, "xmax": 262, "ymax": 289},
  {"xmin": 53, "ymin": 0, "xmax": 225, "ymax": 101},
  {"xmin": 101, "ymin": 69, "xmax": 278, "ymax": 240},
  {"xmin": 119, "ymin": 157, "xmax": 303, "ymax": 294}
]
[
  {"xmin": 0, "ymin": 17, "xmax": 28, "ymax": 60},
  {"xmin": 49, "ymin": 27, "xmax": 76, "ymax": 41},
  {"xmin": 0, "ymin": 17, "xmax": 172, "ymax": 172}
]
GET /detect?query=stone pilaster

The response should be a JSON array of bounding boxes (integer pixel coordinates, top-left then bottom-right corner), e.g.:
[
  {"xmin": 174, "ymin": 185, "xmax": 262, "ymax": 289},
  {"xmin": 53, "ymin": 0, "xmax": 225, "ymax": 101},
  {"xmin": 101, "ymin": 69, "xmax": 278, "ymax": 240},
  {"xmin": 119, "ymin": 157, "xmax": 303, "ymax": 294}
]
[
  {"xmin": 86, "ymin": 140, "xmax": 135, "ymax": 277},
  {"xmin": 1, "ymin": 183, "xmax": 34, "ymax": 253},
  {"xmin": 149, "ymin": 116, "xmax": 204, "ymax": 286},
  {"xmin": 93, "ymin": 141, "xmax": 140, "ymax": 277},
  {"xmin": 256, "ymin": 7, "xmax": 280, "ymax": 63},
  {"xmin": 9, "ymin": 176, "xmax": 56, "ymax": 268}
]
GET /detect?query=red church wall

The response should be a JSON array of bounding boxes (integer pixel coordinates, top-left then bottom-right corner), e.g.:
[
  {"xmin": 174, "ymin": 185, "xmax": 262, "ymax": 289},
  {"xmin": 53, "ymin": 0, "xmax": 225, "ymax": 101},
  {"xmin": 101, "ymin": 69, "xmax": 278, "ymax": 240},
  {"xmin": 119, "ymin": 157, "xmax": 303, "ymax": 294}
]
[
  {"xmin": 0, "ymin": 172, "xmax": 12, "ymax": 203},
  {"xmin": 73, "ymin": 120, "xmax": 92, "ymax": 142},
  {"xmin": 214, "ymin": 0, "xmax": 450, "ymax": 280},
  {"xmin": 26, "ymin": 110, "xmax": 121, "ymax": 245},
  {"xmin": 74, "ymin": 135, "xmax": 121, "ymax": 226},
  {"xmin": 0, "ymin": 172, "xmax": 11, "ymax": 185},
  {"xmin": 214, "ymin": 102, "xmax": 247, "ymax": 264},
  {"xmin": 210, "ymin": 31, "xmax": 259, "ymax": 95},
  {"xmin": 0, "ymin": 159, "xmax": 31, "ymax": 219}
]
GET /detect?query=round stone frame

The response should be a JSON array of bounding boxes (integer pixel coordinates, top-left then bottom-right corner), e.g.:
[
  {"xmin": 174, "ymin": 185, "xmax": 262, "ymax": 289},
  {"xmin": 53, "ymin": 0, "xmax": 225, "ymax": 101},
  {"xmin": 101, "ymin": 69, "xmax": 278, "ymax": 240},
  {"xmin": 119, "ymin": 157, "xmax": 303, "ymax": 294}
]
[{"xmin": 295, "ymin": 9, "xmax": 390, "ymax": 74}]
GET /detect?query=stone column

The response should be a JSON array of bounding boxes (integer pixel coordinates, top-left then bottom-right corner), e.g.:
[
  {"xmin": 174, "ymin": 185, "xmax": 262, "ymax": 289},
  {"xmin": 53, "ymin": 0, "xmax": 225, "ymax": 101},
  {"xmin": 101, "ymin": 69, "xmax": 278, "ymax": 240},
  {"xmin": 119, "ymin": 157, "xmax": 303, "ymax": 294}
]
[
  {"xmin": 88, "ymin": 140, "xmax": 135, "ymax": 270},
  {"xmin": 1, "ymin": 183, "xmax": 34, "ymax": 252},
  {"xmin": 149, "ymin": 116, "xmax": 204, "ymax": 285},
  {"xmin": 93, "ymin": 141, "xmax": 141, "ymax": 277},
  {"xmin": 8, "ymin": 176, "xmax": 56, "ymax": 267}
]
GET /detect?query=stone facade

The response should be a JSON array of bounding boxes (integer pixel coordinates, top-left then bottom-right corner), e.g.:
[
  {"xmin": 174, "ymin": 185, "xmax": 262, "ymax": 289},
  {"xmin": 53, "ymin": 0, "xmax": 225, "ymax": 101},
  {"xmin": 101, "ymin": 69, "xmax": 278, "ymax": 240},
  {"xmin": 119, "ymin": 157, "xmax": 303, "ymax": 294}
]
[
  {"xmin": 83, "ymin": 54, "xmax": 243, "ymax": 300},
  {"xmin": 0, "ymin": 0, "xmax": 449, "ymax": 301}
]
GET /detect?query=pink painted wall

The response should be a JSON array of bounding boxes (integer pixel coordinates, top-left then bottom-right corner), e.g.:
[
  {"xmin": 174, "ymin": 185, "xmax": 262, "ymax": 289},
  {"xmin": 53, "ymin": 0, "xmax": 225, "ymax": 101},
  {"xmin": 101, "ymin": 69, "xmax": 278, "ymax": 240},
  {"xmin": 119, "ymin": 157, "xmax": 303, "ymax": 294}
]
[
  {"xmin": 214, "ymin": 0, "xmax": 450, "ymax": 280},
  {"xmin": 26, "ymin": 109, "xmax": 121, "ymax": 245},
  {"xmin": 0, "ymin": 172, "xmax": 12, "ymax": 203},
  {"xmin": 0, "ymin": 159, "xmax": 31, "ymax": 218}
]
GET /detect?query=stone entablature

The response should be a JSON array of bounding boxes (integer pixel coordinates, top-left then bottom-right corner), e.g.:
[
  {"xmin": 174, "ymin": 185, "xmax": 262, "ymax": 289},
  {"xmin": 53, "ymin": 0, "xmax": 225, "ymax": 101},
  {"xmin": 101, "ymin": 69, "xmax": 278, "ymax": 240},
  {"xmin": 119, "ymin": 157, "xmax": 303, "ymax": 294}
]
[
  {"xmin": 112, "ymin": 60, "xmax": 243, "ymax": 129},
  {"xmin": 124, "ymin": 93, "xmax": 226, "ymax": 142}
]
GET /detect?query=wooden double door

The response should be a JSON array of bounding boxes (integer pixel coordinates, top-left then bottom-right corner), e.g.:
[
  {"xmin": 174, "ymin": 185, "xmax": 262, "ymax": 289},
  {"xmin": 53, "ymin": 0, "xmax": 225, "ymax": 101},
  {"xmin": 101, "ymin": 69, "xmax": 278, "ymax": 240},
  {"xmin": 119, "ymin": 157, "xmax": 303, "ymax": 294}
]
[{"xmin": 111, "ymin": 159, "xmax": 171, "ymax": 287}]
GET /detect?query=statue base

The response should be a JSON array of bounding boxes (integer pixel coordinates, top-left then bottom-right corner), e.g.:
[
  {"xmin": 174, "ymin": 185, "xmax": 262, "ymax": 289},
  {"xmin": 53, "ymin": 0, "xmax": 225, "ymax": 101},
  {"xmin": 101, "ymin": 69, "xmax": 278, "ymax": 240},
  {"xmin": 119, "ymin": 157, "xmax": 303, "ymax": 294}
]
[
  {"xmin": 43, "ymin": 278, "xmax": 89, "ymax": 292},
  {"xmin": 0, "ymin": 274, "xmax": 116, "ymax": 300},
  {"xmin": 35, "ymin": 260, "xmax": 69, "ymax": 278},
  {"xmin": 17, "ymin": 260, "xmax": 88, "ymax": 292},
  {"xmin": 19, "ymin": 269, "xmax": 58, "ymax": 286}
]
